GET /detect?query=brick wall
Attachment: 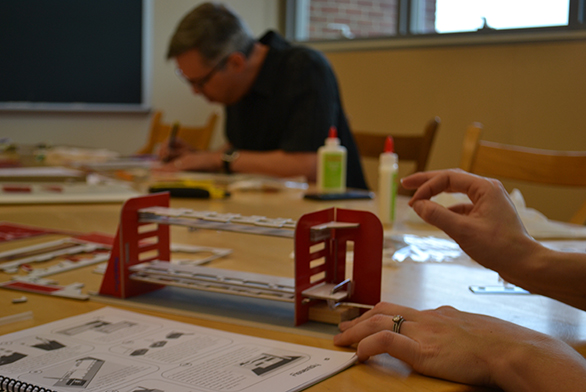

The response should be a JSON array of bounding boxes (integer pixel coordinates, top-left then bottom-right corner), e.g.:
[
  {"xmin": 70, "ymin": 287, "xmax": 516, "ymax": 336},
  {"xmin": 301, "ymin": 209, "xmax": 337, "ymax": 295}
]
[{"xmin": 308, "ymin": 0, "xmax": 436, "ymax": 40}]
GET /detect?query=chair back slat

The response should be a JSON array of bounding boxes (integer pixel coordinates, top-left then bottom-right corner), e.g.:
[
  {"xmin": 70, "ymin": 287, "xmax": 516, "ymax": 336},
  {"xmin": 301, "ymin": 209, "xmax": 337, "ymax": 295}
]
[
  {"xmin": 136, "ymin": 111, "xmax": 218, "ymax": 155},
  {"xmin": 460, "ymin": 123, "xmax": 586, "ymax": 224}
]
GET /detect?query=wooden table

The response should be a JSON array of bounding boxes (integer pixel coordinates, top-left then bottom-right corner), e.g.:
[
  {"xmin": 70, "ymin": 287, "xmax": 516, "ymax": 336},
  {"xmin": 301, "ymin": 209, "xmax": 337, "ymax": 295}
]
[{"xmin": 1, "ymin": 188, "xmax": 585, "ymax": 392}]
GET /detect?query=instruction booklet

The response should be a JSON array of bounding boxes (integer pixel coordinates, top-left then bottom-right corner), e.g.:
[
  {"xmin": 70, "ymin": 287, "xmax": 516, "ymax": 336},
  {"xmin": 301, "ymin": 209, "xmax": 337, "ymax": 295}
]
[{"xmin": 0, "ymin": 307, "xmax": 356, "ymax": 392}]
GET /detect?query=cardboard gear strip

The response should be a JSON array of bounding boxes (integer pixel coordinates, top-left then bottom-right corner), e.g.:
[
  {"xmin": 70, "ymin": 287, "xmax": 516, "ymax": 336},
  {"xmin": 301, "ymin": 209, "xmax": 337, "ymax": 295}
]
[
  {"xmin": 138, "ymin": 207, "xmax": 296, "ymax": 238},
  {"xmin": 0, "ymin": 279, "xmax": 89, "ymax": 300},
  {"xmin": 130, "ymin": 261, "xmax": 295, "ymax": 302},
  {"xmin": 0, "ymin": 228, "xmax": 114, "ymax": 300},
  {"xmin": 0, "ymin": 240, "xmax": 111, "ymax": 273}
]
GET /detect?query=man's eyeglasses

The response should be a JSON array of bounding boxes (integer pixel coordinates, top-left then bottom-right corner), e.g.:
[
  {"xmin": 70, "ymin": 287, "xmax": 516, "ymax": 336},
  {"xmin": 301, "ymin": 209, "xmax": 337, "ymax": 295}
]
[
  {"xmin": 176, "ymin": 54, "xmax": 230, "ymax": 90},
  {"xmin": 176, "ymin": 42, "xmax": 256, "ymax": 90}
]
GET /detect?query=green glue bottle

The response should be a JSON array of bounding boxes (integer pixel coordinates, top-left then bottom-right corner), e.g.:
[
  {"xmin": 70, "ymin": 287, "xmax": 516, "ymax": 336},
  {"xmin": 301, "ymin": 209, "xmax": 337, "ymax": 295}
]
[{"xmin": 317, "ymin": 126, "xmax": 347, "ymax": 193}]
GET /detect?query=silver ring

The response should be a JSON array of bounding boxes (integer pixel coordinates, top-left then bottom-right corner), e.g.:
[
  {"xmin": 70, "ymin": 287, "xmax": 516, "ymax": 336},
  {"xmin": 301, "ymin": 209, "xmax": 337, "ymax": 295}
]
[{"xmin": 392, "ymin": 315, "xmax": 405, "ymax": 334}]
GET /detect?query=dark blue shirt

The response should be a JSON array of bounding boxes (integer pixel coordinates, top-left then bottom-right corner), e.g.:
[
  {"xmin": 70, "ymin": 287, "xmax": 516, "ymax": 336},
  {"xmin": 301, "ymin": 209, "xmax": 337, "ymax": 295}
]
[{"xmin": 225, "ymin": 31, "xmax": 367, "ymax": 190}]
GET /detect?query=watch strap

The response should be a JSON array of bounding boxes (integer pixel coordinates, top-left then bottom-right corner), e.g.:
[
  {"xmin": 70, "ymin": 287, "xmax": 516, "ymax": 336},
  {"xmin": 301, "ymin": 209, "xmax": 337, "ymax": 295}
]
[{"xmin": 221, "ymin": 148, "xmax": 239, "ymax": 174}]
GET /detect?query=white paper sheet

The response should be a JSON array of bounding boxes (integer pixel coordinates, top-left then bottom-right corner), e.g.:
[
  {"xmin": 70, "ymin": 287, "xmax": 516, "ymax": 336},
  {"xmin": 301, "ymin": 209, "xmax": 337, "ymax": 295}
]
[{"xmin": 0, "ymin": 307, "xmax": 356, "ymax": 392}]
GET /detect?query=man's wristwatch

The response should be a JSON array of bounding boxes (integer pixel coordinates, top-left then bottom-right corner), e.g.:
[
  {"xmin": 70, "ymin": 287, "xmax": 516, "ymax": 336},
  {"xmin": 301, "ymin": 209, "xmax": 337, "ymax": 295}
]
[{"xmin": 221, "ymin": 147, "xmax": 240, "ymax": 174}]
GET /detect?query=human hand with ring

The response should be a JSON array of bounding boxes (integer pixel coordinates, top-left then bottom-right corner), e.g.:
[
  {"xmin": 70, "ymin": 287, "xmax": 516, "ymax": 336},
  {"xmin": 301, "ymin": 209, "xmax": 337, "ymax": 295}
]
[{"xmin": 333, "ymin": 302, "xmax": 586, "ymax": 392}]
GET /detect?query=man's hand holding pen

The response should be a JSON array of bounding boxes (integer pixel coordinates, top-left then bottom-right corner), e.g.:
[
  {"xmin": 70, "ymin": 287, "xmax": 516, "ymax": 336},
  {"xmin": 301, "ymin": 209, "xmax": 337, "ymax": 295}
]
[
  {"xmin": 157, "ymin": 121, "xmax": 196, "ymax": 167},
  {"xmin": 161, "ymin": 122, "xmax": 182, "ymax": 163},
  {"xmin": 156, "ymin": 150, "xmax": 224, "ymax": 172},
  {"xmin": 158, "ymin": 137, "xmax": 194, "ymax": 164},
  {"xmin": 156, "ymin": 136, "xmax": 224, "ymax": 172},
  {"xmin": 156, "ymin": 121, "xmax": 233, "ymax": 173}
]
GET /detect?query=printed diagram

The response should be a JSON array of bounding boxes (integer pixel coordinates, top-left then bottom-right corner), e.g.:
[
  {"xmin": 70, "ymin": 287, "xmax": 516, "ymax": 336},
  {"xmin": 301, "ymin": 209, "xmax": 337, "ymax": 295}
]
[
  {"xmin": 164, "ymin": 331, "xmax": 193, "ymax": 339},
  {"xmin": 132, "ymin": 387, "xmax": 164, "ymax": 392},
  {"xmin": 115, "ymin": 379, "xmax": 193, "ymax": 392},
  {"xmin": 21, "ymin": 352, "xmax": 158, "ymax": 391},
  {"xmin": 163, "ymin": 344, "xmax": 310, "ymax": 391},
  {"xmin": 53, "ymin": 315, "xmax": 159, "ymax": 343},
  {"xmin": 239, "ymin": 353, "xmax": 302, "ymax": 376},
  {"xmin": 129, "ymin": 340, "xmax": 166, "ymax": 357},
  {"xmin": 53, "ymin": 357, "xmax": 104, "ymax": 388},
  {"xmin": 0, "ymin": 340, "xmax": 110, "ymax": 389},
  {"xmin": 0, "ymin": 349, "xmax": 26, "ymax": 366},
  {"xmin": 57, "ymin": 320, "xmax": 137, "ymax": 336},
  {"xmin": 0, "ymin": 308, "xmax": 356, "ymax": 392},
  {"xmin": 31, "ymin": 337, "xmax": 66, "ymax": 351},
  {"xmin": 0, "ymin": 336, "xmax": 73, "ymax": 366},
  {"xmin": 110, "ymin": 329, "xmax": 226, "ymax": 364}
]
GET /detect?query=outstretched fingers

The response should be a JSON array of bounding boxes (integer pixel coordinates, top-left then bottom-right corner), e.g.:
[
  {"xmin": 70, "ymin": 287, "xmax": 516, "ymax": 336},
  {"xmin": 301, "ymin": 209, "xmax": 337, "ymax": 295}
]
[
  {"xmin": 407, "ymin": 170, "xmax": 477, "ymax": 204},
  {"xmin": 410, "ymin": 199, "xmax": 470, "ymax": 235}
]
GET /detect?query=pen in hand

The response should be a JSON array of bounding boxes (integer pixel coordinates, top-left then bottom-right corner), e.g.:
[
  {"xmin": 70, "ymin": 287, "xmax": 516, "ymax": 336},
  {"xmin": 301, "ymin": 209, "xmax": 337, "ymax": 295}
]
[{"xmin": 163, "ymin": 121, "xmax": 180, "ymax": 163}]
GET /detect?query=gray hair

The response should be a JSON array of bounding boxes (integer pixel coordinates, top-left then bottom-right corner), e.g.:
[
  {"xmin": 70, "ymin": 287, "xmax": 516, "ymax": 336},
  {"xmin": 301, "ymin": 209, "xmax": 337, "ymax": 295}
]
[{"xmin": 167, "ymin": 2, "xmax": 255, "ymax": 65}]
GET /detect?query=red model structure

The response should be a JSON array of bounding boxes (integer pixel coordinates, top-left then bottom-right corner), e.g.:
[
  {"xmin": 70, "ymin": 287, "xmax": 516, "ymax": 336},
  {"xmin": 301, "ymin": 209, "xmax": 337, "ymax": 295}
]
[{"xmin": 100, "ymin": 193, "xmax": 383, "ymax": 326}]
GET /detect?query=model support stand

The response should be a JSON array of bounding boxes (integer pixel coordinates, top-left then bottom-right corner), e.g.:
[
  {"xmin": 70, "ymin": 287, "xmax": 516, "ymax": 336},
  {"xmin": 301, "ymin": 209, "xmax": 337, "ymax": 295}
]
[
  {"xmin": 99, "ymin": 193, "xmax": 383, "ymax": 326},
  {"xmin": 99, "ymin": 193, "xmax": 170, "ymax": 298},
  {"xmin": 294, "ymin": 208, "xmax": 382, "ymax": 325}
]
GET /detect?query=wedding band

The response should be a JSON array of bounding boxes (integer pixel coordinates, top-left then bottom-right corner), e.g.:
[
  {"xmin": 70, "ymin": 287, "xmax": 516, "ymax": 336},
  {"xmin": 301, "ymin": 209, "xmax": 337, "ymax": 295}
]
[{"xmin": 392, "ymin": 315, "xmax": 405, "ymax": 334}]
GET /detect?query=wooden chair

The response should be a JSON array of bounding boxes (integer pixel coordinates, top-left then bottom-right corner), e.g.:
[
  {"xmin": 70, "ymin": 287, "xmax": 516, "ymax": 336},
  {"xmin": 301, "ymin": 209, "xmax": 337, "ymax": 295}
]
[
  {"xmin": 136, "ymin": 111, "xmax": 219, "ymax": 155},
  {"xmin": 353, "ymin": 117, "xmax": 440, "ymax": 195},
  {"xmin": 460, "ymin": 122, "xmax": 586, "ymax": 225}
]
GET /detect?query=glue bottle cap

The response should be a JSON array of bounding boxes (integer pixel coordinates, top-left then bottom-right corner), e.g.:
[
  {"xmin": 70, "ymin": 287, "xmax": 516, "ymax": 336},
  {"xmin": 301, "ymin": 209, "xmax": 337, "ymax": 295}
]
[
  {"xmin": 328, "ymin": 126, "xmax": 338, "ymax": 139},
  {"xmin": 325, "ymin": 126, "xmax": 340, "ymax": 146},
  {"xmin": 384, "ymin": 136, "xmax": 394, "ymax": 153},
  {"xmin": 380, "ymin": 135, "xmax": 398, "ymax": 165}
]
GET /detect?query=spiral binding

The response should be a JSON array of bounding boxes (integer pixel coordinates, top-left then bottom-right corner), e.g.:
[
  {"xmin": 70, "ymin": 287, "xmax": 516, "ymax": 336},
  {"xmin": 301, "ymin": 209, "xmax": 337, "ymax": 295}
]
[{"xmin": 0, "ymin": 375, "xmax": 57, "ymax": 392}]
